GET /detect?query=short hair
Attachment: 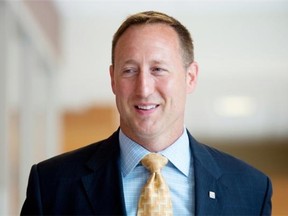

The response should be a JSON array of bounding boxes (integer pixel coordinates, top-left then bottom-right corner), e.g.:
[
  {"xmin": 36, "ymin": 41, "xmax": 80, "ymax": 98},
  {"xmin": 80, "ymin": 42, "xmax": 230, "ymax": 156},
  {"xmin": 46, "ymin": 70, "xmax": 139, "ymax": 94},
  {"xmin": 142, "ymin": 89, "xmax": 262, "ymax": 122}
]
[{"xmin": 111, "ymin": 11, "xmax": 194, "ymax": 67}]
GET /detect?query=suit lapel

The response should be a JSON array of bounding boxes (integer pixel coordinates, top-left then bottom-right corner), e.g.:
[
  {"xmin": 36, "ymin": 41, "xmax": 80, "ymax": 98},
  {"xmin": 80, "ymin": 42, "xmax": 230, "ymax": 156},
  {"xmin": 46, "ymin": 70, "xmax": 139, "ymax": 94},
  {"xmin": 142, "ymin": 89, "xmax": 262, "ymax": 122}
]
[
  {"xmin": 194, "ymin": 159, "xmax": 226, "ymax": 215},
  {"xmin": 188, "ymin": 132, "xmax": 226, "ymax": 215},
  {"xmin": 81, "ymin": 131, "xmax": 126, "ymax": 215}
]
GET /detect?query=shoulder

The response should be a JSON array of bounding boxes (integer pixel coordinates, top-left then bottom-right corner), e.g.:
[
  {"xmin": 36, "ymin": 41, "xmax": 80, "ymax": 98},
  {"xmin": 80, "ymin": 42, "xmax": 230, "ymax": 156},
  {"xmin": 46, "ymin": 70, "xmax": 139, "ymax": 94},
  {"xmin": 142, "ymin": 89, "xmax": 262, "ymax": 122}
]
[
  {"xmin": 203, "ymin": 142, "xmax": 266, "ymax": 178},
  {"xmin": 35, "ymin": 130, "xmax": 119, "ymax": 178},
  {"xmin": 188, "ymin": 133, "xmax": 271, "ymax": 186},
  {"xmin": 192, "ymin": 139, "xmax": 272, "ymax": 214},
  {"xmin": 193, "ymin": 140, "xmax": 272, "ymax": 215}
]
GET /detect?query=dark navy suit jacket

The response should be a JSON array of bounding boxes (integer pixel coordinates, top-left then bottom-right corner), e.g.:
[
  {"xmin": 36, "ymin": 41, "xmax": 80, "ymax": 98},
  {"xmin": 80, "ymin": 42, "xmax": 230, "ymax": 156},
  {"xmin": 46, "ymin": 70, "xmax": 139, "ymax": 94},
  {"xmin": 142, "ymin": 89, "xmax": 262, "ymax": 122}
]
[{"xmin": 21, "ymin": 130, "xmax": 272, "ymax": 215}]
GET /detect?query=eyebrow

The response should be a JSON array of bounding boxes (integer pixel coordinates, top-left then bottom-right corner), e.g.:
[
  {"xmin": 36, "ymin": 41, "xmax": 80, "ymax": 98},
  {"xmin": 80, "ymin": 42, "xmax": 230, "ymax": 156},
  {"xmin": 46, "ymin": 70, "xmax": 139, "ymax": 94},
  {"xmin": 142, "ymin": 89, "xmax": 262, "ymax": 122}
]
[
  {"xmin": 121, "ymin": 59, "xmax": 167, "ymax": 65},
  {"xmin": 122, "ymin": 59, "xmax": 138, "ymax": 65}
]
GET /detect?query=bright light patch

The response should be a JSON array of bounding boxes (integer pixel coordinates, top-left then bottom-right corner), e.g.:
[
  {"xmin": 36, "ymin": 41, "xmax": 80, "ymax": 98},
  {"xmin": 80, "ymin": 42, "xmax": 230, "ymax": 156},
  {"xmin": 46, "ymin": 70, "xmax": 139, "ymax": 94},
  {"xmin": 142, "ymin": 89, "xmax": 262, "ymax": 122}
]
[{"xmin": 214, "ymin": 96, "xmax": 256, "ymax": 117}]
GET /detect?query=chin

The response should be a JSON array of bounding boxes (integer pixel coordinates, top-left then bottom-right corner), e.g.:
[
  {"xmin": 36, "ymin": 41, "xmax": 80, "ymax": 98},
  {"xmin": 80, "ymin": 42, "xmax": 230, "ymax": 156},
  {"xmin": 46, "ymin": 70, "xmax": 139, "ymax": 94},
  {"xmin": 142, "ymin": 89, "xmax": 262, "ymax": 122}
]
[{"xmin": 134, "ymin": 126, "xmax": 159, "ymax": 138}]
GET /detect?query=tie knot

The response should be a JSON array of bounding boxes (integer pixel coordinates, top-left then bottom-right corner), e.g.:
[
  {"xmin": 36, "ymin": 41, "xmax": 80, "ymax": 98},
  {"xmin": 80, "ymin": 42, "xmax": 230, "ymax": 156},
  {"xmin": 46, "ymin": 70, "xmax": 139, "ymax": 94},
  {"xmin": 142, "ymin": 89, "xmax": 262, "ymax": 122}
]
[{"xmin": 141, "ymin": 153, "xmax": 168, "ymax": 173}]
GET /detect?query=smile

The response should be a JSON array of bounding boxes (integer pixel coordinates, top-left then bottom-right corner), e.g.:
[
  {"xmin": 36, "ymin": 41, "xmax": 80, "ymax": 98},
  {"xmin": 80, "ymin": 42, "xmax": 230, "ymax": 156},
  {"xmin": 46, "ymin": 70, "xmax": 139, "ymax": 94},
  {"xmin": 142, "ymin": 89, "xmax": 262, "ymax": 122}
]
[{"xmin": 135, "ymin": 104, "xmax": 159, "ymax": 110}]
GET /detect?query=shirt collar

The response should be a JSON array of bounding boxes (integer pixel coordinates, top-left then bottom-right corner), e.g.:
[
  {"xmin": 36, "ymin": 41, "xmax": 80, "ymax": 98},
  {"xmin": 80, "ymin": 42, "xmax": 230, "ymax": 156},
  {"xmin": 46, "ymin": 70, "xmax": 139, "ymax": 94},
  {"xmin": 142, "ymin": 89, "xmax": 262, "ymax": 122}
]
[
  {"xmin": 119, "ymin": 130, "xmax": 150, "ymax": 177},
  {"xmin": 160, "ymin": 129, "xmax": 191, "ymax": 177},
  {"xmin": 119, "ymin": 128, "xmax": 191, "ymax": 177}
]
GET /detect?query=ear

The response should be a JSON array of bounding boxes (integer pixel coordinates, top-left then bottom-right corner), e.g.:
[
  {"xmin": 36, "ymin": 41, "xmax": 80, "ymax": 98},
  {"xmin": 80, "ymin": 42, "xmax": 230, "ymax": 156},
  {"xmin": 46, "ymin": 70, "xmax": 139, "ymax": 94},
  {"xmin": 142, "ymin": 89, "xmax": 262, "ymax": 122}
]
[
  {"xmin": 186, "ymin": 61, "xmax": 199, "ymax": 94},
  {"xmin": 109, "ymin": 65, "xmax": 116, "ymax": 95}
]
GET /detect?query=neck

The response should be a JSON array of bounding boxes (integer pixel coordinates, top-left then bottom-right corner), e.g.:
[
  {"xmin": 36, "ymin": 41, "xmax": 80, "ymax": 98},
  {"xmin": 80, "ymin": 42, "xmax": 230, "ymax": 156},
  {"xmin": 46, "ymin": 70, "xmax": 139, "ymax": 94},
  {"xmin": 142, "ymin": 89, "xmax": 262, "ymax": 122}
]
[{"xmin": 121, "ymin": 127, "xmax": 184, "ymax": 152}]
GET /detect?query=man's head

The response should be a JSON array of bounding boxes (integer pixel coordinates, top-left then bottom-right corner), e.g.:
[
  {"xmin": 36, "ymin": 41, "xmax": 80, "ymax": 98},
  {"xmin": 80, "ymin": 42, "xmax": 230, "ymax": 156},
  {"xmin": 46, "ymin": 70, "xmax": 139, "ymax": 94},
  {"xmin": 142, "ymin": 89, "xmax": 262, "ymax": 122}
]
[
  {"xmin": 110, "ymin": 11, "xmax": 198, "ymax": 151},
  {"xmin": 111, "ymin": 11, "xmax": 194, "ymax": 68}
]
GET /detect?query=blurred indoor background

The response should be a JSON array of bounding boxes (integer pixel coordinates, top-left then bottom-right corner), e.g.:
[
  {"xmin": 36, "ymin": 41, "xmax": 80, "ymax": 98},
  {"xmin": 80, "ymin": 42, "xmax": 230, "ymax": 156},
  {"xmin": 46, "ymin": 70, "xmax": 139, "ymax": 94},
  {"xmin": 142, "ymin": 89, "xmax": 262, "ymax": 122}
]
[{"xmin": 0, "ymin": 0, "xmax": 287, "ymax": 215}]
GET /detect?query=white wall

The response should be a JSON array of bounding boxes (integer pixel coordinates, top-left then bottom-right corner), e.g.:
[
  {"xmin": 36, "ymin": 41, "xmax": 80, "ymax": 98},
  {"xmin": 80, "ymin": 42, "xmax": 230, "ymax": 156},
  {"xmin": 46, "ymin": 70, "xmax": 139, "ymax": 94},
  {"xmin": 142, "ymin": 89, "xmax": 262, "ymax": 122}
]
[{"xmin": 57, "ymin": 0, "xmax": 288, "ymax": 139}]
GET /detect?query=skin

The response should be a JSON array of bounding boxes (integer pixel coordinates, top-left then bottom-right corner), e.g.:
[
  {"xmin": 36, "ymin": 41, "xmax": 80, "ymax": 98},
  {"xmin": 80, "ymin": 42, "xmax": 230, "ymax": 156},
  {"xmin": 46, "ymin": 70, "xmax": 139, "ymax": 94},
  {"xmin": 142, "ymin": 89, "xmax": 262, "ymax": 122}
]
[{"xmin": 110, "ymin": 23, "xmax": 198, "ymax": 152}]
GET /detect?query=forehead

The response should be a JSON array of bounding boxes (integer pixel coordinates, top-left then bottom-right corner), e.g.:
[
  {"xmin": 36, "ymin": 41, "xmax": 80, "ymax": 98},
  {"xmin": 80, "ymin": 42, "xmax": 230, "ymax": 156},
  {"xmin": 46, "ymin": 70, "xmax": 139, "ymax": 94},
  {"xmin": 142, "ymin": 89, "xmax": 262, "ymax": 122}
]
[
  {"xmin": 120, "ymin": 23, "xmax": 179, "ymax": 43},
  {"xmin": 114, "ymin": 24, "xmax": 181, "ymax": 56}
]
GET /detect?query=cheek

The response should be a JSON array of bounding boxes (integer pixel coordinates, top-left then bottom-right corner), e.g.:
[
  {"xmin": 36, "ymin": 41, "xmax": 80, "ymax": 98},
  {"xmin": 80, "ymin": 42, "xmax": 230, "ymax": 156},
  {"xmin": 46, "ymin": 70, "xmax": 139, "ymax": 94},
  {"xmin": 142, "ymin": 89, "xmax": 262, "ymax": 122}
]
[
  {"xmin": 115, "ymin": 80, "xmax": 132, "ymax": 99},
  {"xmin": 171, "ymin": 76, "xmax": 188, "ymax": 104},
  {"xmin": 165, "ymin": 75, "xmax": 187, "ymax": 94}
]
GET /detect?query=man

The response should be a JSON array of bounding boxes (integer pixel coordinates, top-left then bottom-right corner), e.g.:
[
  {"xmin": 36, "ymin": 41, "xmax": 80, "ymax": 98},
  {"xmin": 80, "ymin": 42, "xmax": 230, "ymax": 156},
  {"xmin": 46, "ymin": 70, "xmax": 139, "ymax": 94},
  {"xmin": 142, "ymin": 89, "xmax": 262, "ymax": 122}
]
[{"xmin": 21, "ymin": 11, "xmax": 272, "ymax": 215}]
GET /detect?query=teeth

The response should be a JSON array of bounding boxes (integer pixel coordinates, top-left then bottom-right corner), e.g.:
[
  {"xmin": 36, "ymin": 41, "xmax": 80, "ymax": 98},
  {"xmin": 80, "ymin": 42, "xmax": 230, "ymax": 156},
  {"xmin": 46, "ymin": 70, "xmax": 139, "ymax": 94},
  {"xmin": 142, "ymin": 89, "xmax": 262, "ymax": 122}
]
[{"xmin": 137, "ymin": 105, "xmax": 157, "ymax": 110}]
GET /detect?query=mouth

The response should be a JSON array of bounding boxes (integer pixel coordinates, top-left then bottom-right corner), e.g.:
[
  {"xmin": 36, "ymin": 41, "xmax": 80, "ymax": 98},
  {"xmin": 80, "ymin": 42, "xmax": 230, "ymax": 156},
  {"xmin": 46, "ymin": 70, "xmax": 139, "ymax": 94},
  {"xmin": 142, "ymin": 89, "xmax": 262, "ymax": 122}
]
[{"xmin": 135, "ymin": 104, "xmax": 159, "ymax": 111}]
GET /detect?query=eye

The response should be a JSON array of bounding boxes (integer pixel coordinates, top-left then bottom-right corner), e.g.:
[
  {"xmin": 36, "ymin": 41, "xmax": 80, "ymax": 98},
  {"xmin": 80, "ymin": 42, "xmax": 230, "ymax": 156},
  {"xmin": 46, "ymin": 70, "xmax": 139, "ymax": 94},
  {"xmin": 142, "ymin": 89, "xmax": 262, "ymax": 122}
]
[
  {"xmin": 122, "ymin": 68, "xmax": 137, "ymax": 77},
  {"xmin": 153, "ymin": 67, "xmax": 162, "ymax": 72},
  {"xmin": 151, "ymin": 67, "xmax": 167, "ymax": 75}
]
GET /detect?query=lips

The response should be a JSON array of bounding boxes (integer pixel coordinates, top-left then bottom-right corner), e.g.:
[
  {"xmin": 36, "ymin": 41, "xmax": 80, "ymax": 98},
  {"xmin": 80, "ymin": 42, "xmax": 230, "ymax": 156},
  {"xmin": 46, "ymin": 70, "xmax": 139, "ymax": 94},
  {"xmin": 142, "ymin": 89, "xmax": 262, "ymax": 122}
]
[{"xmin": 135, "ymin": 104, "xmax": 159, "ymax": 110}]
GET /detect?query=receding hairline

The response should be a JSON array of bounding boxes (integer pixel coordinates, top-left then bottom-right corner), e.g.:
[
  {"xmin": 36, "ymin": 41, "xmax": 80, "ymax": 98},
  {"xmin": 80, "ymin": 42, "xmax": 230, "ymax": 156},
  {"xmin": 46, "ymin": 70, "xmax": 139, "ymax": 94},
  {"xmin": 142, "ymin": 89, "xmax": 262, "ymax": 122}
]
[
  {"xmin": 111, "ymin": 11, "xmax": 194, "ymax": 67},
  {"xmin": 113, "ymin": 23, "xmax": 185, "ymax": 65}
]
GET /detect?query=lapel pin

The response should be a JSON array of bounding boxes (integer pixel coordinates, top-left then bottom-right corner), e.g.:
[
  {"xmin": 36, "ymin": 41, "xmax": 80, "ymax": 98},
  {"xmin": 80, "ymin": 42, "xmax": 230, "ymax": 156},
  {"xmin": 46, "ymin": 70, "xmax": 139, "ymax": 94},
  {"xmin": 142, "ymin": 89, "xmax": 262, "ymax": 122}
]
[{"xmin": 209, "ymin": 191, "xmax": 216, "ymax": 199}]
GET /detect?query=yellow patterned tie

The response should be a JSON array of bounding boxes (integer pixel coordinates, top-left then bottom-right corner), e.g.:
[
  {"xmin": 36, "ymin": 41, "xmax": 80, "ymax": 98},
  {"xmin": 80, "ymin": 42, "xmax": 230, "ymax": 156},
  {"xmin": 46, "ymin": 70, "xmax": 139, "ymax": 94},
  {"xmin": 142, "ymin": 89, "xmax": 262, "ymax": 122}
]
[{"xmin": 137, "ymin": 153, "xmax": 173, "ymax": 216}]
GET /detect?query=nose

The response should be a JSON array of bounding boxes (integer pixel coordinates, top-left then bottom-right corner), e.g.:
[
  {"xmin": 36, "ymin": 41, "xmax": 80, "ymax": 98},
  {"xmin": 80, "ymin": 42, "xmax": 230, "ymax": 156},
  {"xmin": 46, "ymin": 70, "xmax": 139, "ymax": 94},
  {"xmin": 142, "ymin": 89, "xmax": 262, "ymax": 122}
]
[{"xmin": 135, "ymin": 69, "xmax": 154, "ymax": 98}]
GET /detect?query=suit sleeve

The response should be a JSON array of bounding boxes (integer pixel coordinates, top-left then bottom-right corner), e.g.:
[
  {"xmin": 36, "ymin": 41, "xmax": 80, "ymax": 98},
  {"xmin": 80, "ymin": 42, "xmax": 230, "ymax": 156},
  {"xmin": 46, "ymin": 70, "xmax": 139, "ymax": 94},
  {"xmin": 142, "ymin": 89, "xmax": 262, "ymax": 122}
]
[
  {"xmin": 260, "ymin": 176, "xmax": 273, "ymax": 216},
  {"xmin": 21, "ymin": 165, "xmax": 44, "ymax": 215}
]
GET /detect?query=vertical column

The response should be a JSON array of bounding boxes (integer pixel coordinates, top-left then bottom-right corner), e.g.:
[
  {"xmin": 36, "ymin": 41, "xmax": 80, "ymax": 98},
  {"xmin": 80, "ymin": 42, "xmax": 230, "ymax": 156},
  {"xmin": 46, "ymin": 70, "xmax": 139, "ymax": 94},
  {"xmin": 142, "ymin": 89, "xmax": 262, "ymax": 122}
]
[
  {"xmin": 0, "ymin": 1, "xmax": 10, "ymax": 215},
  {"xmin": 18, "ymin": 30, "xmax": 36, "ymax": 207},
  {"xmin": 45, "ymin": 66, "xmax": 61, "ymax": 158}
]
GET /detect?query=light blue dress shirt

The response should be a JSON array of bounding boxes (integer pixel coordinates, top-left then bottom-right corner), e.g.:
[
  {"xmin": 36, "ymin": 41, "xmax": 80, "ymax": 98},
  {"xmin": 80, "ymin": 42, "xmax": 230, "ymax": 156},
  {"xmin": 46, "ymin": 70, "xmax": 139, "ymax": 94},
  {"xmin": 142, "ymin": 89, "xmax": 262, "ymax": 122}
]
[{"xmin": 119, "ymin": 129, "xmax": 195, "ymax": 216}]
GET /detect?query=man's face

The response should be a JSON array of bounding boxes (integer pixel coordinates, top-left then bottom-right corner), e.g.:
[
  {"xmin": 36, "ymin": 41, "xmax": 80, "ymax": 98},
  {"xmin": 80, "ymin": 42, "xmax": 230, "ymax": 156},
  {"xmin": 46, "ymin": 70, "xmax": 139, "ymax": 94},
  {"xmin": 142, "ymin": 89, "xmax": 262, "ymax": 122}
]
[{"xmin": 110, "ymin": 24, "xmax": 198, "ymax": 146}]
